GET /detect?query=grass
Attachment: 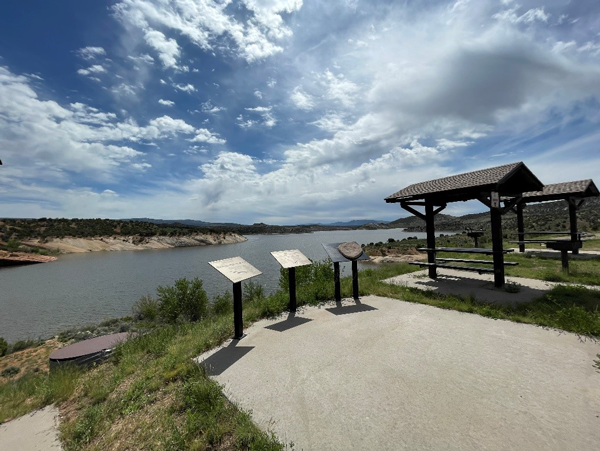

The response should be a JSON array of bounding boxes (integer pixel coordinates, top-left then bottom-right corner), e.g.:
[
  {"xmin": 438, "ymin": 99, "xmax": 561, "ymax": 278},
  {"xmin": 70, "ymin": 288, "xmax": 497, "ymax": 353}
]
[
  {"xmin": 359, "ymin": 263, "xmax": 600, "ymax": 336},
  {"xmin": 1, "ymin": 257, "xmax": 599, "ymax": 449}
]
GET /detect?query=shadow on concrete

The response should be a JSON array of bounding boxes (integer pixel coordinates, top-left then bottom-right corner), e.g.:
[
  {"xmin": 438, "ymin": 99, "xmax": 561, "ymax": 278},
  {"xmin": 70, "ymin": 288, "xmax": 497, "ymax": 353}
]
[
  {"xmin": 200, "ymin": 340, "xmax": 254, "ymax": 376},
  {"xmin": 326, "ymin": 299, "xmax": 378, "ymax": 316},
  {"xmin": 266, "ymin": 311, "xmax": 313, "ymax": 332},
  {"xmin": 388, "ymin": 270, "xmax": 550, "ymax": 306}
]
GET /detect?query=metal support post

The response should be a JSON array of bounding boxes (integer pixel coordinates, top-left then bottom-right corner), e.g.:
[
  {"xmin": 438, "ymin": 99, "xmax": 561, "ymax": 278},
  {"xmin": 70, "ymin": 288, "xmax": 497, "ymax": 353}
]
[
  {"xmin": 352, "ymin": 260, "xmax": 359, "ymax": 300},
  {"xmin": 490, "ymin": 207, "xmax": 505, "ymax": 288},
  {"xmin": 568, "ymin": 202, "xmax": 579, "ymax": 255},
  {"xmin": 334, "ymin": 262, "xmax": 341, "ymax": 301},
  {"xmin": 516, "ymin": 203, "xmax": 525, "ymax": 253},
  {"xmin": 425, "ymin": 202, "xmax": 437, "ymax": 279},
  {"xmin": 288, "ymin": 267, "xmax": 297, "ymax": 311},
  {"xmin": 233, "ymin": 282, "xmax": 244, "ymax": 339}
]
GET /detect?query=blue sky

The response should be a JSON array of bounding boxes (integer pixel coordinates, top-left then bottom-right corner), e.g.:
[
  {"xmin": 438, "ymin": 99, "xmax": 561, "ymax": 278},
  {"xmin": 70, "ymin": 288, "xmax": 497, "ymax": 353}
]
[{"xmin": 1, "ymin": 0, "xmax": 599, "ymax": 224}]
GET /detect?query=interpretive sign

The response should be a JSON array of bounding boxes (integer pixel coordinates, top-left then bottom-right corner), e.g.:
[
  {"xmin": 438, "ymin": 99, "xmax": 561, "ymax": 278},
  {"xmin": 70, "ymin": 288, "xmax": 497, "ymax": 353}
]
[
  {"xmin": 208, "ymin": 257, "xmax": 262, "ymax": 284},
  {"xmin": 270, "ymin": 249, "xmax": 312, "ymax": 269},
  {"xmin": 209, "ymin": 256, "xmax": 262, "ymax": 339},
  {"xmin": 322, "ymin": 243, "xmax": 369, "ymax": 301},
  {"xmin": 322, "ymin": 242, "xmax": 369, "ymax": 263},
  {"xmin": 271, "ymin": 249, "xmax": 312, "ymax": 312}
]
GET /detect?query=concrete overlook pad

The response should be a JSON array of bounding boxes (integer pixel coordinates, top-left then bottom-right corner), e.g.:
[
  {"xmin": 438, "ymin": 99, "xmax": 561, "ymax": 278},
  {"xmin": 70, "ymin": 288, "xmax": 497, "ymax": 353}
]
[{"xmin": 198, "ymin": 296, "xmax": 600, "ymax": 451}]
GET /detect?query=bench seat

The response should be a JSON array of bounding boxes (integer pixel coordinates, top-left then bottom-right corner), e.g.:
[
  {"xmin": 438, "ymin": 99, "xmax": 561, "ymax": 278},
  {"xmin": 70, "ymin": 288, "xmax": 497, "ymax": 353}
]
[
  {"xmin": 409, "ymin": 261, "xmax": 495, "ymax": 274},
  {"xmin": 435, "ymin": 258, "xmax": 518, "ymax": 266}
]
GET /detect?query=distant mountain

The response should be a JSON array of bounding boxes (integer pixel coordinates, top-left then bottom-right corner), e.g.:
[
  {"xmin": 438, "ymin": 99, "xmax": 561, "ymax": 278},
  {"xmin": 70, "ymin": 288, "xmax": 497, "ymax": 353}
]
[
  {"xmin": 319, "ymin": 219, "xmax": 390, "ymax": 227},
  {"xmin": 389, "ymin": 198, "xmax": 600, "ymax": 233}
]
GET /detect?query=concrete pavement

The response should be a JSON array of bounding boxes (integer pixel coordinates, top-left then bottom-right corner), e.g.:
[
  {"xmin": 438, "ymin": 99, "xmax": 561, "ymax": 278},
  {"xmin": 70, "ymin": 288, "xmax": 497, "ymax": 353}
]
[{"xmin": 197, "ymin": 295, "xmax": 600, "ymax": 451}]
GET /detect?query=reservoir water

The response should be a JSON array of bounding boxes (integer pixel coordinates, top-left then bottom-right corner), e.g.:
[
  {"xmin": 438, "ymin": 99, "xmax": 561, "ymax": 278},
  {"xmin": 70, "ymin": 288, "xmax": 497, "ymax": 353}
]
[{"xmin": 0, "ymin": 229, "xmax": 442, "ymax": 342}]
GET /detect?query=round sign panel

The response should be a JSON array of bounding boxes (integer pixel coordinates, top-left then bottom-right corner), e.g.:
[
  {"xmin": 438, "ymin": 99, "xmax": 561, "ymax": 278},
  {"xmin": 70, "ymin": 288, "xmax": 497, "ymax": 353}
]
[{"xmin": 337, "ymin": 241, "xmax": 363, "ymax": 260}]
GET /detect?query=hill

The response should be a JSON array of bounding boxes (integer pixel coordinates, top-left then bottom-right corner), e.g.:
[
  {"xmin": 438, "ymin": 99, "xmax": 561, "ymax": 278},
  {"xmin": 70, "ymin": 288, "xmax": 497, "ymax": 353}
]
[{"xmin": 389, "ymin": 198, "xmax": 600, "ymax": 233}]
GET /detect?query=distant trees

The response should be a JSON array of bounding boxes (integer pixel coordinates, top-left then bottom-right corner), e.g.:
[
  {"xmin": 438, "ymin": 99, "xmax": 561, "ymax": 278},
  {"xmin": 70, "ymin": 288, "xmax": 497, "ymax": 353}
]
[{"xmin": 0, "ymin": 218, "xmax": 214, "ymax": 244}]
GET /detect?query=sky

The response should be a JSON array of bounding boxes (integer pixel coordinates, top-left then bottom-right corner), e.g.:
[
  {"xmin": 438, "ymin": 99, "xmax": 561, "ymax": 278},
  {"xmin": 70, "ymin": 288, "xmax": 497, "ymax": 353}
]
[{"xmin": 0, "ymin": 0, "xmax": 599, "ymax": 224}]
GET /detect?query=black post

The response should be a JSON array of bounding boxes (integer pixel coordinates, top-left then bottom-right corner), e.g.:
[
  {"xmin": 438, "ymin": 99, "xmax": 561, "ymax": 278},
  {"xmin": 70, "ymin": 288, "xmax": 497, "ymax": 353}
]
[
  {"xmin": 560, "ymin": 250, "xmax": 569, "ymax": 272},
  {"xmin": 517, "ymin": 203, "xmax": 525, "ymax": 253},
  {"xmin": 568, "ymin": 201, "xmax": 579, "ymax": 255},
  {"xmin": 425, "ymin": 201, "xmax": 437, "ymax": 279},
  {"xmin": 334, "ymin": 262, "xmax": 341, "ymax": 301},
  {"xmin": 233, "ymin": 282, "xmax": 243, "ymax": 339},
  {"xmin": 288, "ymin": 267, "xmax": 297, "ymax": 312},
  {"xmin": 474, "ymin": 235, "xmax": 479, "ymax": 248},
  {"xmin": 490, "ymin": 206, "xmax": 505, "ymax": 288},
  {"xmin": 352, "ymin": 260, "xmax": 359, "ymax": 300}
]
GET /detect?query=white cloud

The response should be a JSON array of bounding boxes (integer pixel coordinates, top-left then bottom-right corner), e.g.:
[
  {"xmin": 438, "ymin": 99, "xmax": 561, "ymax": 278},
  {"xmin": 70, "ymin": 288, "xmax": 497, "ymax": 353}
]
[
  {"xmin": 201, "ymin": 101, "xmax": 225, "ymax": 114},
  {"xmin": 158, "ymin": 99, "xmax": 175, "ymax": 106},
  {"xmin": 132, "ymin": 162, "xmax": 152, "ymax": 170},
  {"xmin": 113, "ymin": 0, "xmax": 302, "ymax": 63},
  {"xmin": 552, "ymin": 41, "xmax": 576, "ymax": 54},
  {"xmin": 128, "ymin": 54, "xmax": 155, "ymax": 64},
  {"xmin": 0, "ymin": 65, "xmax": 224, "ymax": 180},
  {"xmin": 493, "ymin": 6, "xmax": 550, "ymax": 24},
  {"xmin": 310, "ymin": 113, "xmax": 348, "ymax": 132},
  {"xmin": 144, "ymin": 29, "xmax": 181, "ymax": 68},
  {"xmin": 174, "ymin": 83, "xmax": 196, "ymax": 93},
  {"xmin": 254, "ymin": 90, "xmax": 263, "ymax": 99},
  {"xmin": 319, "ymin": 70, "xmax": 359, "ymax": 107},
  {"xmin": 77, "ymin": 65, "xmax": 107, "ymax": 76},
  {"xmin": 76, "ymin": 46, "xmax": 106, "ymax": 60},
  {"xmin": 290, "ymin": 86, "xmax": 314, "ymax": 110},
  {"xmin": 241, "ymin": 106, "xmax": 277, "ymax": 128},
  {"xmin": 189, "ymin": 128, "xmax": 226, "ymax": 144},
  {"xmin": 245, "ymin": 106, "xmax": 271, "ymax": 113}
]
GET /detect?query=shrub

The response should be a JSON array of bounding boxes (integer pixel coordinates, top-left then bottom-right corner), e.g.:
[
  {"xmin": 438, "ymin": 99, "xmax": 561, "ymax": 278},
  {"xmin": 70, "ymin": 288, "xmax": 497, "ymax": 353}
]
[
  {"xmin": 388, "ymin": 238, "xmax": 395, "ymax": 243},
  {"xmin": 211, "ymin": 291, "xmax": 233, "ymax": 316},
  {"xmin": 278, "ymin": 259, "xmax": 334, "ymax": 305},
  {"xmin": 132, "ymin": 294, "xmax": 160, "ymax": 321},
  {"xmin": 9, "ymin": 339, "xmax": 43, "ymax": 354},
  {"xmin": 243, "ymin": 280, "xmax": 265, "ymax": 304},
  {"xmin": 1, "ymin": 366, "xmax": 20, "ymax": 377},
  {"xmin": 0, "ymin": 337, "xmax": 7, "ymax": 357},
  {"xmin": 157, "ymin": 278, "xmax": 208, "ymax": 323}
]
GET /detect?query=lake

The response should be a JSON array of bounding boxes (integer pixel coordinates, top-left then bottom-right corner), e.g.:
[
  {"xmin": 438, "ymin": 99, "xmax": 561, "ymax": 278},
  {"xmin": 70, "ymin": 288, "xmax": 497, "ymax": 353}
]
[{"xmin": 0, "ymin": 229, "xmax": 443, "ymax": 342}]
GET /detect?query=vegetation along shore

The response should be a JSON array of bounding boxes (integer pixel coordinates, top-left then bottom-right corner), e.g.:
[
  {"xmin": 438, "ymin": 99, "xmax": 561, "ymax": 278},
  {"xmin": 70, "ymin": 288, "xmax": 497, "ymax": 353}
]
[{"xmin": 0, "ymin": 218, "xmax": 246, "ymax": 263}]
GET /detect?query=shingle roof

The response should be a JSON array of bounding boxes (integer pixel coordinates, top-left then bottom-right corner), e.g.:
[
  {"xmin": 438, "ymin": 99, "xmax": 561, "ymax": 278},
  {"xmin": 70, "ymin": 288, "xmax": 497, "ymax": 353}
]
[
  {"xmin": 385, "ymin": 162, "xmax": 535, "ymax": 202},
  {"xmin": 523, "ymin": 180, "xmax": 599, "ymax": 200}
]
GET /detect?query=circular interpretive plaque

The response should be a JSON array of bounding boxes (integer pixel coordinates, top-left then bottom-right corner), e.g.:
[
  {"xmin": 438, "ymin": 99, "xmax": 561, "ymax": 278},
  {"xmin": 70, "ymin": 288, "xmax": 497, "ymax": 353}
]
[{"xmin": 337, "ymin": 241, "xmax": 363, "ymax": 260}]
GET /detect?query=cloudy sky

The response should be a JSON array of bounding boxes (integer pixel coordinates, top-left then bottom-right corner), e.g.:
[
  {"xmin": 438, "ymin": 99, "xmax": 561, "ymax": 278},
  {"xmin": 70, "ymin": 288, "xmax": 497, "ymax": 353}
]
[{"xmin": 1, "ymin": 0, "xmax": 599, "ymax": 224}]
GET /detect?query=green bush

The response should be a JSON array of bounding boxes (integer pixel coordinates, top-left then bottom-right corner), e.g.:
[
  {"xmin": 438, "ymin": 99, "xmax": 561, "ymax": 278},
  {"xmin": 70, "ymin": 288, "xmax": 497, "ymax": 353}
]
[
  {"xmin": 9, "ymin": 339, "xmax": 43, "ymax": 354},
  {"xmin": 1, "ymin": 367, "xmax": 20, "ymax": 378},
  {"xmin": 210, "ymin": 291, "xmax": 233, "ymax": 316},
  {"xmin": 278, "ymin": 259, "xmax": 334, "ymax": 305},
  {"xmin": 5, "ymin": 240, "xmax": 21, "ymax": 251},
  {"xmin": 0, "ymin": 337, "xmax": 7, "ymax": 357},
  {"xmin": 243, "ymin": 280, "xmax": 265, "ymax": 304},
  {"xmin": 157, "ymin": 278, "xmax": 208, "ymax": 323},
  {"xmin": 132, "ymin": 294, "xmax": 160, "ymax": 321}
]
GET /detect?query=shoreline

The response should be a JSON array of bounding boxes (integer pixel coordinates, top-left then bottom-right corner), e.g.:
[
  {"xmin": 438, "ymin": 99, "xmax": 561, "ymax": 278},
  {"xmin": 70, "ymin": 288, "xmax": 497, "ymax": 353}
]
[{"xmin": 21, "ymin": 232, "xmax": 247, "ymax": 255}]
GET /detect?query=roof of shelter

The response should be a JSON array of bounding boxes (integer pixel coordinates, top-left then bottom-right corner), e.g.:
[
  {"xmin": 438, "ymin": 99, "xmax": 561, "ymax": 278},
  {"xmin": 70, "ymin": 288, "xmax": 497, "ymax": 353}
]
[
  {"xmin": 522, "ymin": 179, "xmax": 599, "ymax": 203},
  {"xmin": 385, "ymin": 162, "xmax": 544, "ymax": 204}
]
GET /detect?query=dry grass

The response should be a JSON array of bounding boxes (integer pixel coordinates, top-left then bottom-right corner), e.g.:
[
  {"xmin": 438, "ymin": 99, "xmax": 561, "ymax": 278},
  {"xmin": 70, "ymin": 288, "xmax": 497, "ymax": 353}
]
[{"xmin": 0, "ymin": 339, "xmax": 63, "ymax": 383}]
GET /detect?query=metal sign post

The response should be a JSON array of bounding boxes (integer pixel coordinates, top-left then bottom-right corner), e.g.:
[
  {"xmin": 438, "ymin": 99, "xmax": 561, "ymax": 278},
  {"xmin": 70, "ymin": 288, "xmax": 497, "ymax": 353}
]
[
  {"xmin": 270, "ymin": 249, "xmax": 312, "ymax": 311},
  {"xmin": 209, "ymin": 257, "xmax": 262, "ymax": 339},
  {"xmin": 322, "ymin": 243, "xmax": 370, "ymax": 302}
]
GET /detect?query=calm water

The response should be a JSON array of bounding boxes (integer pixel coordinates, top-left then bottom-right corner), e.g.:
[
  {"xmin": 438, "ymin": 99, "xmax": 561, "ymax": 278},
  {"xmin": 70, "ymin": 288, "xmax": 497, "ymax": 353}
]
[{"xmin": 0, "ymin": 229, "xmax": 442, "ymax": 342}]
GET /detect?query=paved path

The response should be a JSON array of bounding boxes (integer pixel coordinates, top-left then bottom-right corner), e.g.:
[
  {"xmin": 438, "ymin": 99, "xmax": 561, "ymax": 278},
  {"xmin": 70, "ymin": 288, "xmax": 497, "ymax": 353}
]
[
  {"xmin": 0, "ymin": 405, "xmax": 61, "ymax": 450},
  {"xmin": 385, "ymin": 268, "xmax": 599, "ymax": 305},
  {"xmin": 198, "ymin": 296, "xmax": 600, "ymax": 451}
]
